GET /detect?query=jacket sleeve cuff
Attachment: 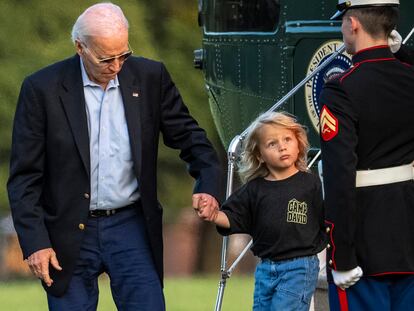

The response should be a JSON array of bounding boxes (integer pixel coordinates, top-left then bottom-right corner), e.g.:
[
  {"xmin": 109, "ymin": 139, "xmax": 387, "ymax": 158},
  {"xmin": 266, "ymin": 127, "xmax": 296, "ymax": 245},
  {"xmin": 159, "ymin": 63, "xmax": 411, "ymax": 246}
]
[
  {"xmin": 327, "ymin": 243, "xmax": 358, "ymax": 271},
  {"xmin": 325, "ymin": 222, "xmax": 358, "ymax": 271}
]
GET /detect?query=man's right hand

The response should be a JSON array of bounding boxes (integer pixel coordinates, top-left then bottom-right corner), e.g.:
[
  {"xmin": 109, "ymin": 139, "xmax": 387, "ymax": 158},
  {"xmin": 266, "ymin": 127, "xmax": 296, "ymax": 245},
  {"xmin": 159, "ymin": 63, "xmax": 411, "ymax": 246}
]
[{"xmin": 27, "ymin": 248, "xmax": 62, "ymax": 287}]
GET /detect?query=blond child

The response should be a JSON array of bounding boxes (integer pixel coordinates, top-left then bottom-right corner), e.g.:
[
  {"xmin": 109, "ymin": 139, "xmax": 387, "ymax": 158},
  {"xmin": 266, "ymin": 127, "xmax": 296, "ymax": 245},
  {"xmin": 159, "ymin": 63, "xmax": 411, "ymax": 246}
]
[{"xmin": 198, "ymin": 111, "xmax": 325, "ymax": 311}]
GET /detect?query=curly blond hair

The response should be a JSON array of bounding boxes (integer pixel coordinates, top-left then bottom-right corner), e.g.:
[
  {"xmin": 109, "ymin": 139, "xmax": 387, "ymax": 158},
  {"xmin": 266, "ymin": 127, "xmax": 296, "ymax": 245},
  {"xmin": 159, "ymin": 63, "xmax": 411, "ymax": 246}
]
[{"xmin": 238, "ymin": 111, "xmax": 309, "ymax": 183}]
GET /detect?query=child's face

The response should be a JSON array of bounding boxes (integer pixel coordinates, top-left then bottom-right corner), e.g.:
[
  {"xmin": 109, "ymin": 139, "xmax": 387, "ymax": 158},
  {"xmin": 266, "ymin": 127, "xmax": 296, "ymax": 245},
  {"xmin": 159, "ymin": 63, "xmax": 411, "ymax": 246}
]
[{"xmin": 257, "ymin": 124, "xmax": 300, "ymax": 178}]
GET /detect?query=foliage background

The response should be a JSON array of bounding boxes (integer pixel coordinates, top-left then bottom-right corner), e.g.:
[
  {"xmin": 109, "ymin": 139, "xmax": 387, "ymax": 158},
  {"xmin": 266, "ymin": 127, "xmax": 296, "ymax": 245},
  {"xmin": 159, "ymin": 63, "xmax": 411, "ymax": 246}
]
[{"xmin": 0, "ymin": 0, "xmax": 224, "ymax": 220}]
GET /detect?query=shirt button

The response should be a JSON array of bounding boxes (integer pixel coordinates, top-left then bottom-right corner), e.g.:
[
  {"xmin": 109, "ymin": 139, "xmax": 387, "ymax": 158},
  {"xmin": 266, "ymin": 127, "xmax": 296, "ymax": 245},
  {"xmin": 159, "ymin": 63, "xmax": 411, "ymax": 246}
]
[
  {"xmin": 326, "ymin": 227, "xmax": 331, "ymax": 233},
  {"xmin": 329, "ymin": 259, "xmax": 333, "ymax": 266},
  {"xmin": 84, "ymin": 193, "xmax": 90, "ymax": 199},
  {"xmin": 79, "ymin": 223, "xmax": 85, "ymax": 230}
]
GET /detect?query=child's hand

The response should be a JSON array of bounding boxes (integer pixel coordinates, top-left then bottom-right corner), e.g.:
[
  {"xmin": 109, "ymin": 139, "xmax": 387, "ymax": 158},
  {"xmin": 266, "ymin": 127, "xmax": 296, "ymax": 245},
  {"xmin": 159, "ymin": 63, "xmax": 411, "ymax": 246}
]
[
  {"xmin": 192, "ymin": 193, "xmax": 219, "ymax": 221},
  {"xmin": 198, "ymin": 205, "xmax": 219, "ymax": 222}
]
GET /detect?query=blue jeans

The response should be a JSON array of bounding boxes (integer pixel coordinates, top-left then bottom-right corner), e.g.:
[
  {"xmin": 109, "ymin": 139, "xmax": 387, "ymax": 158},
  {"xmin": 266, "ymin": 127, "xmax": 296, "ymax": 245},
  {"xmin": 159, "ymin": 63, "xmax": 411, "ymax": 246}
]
[
  {"xmin": 47, "ymin": 207, "xmax": 165, "ymax": 311},
  {"xmin": 253, "ymin": 255, "xmax": 319, "ymax": 311}
]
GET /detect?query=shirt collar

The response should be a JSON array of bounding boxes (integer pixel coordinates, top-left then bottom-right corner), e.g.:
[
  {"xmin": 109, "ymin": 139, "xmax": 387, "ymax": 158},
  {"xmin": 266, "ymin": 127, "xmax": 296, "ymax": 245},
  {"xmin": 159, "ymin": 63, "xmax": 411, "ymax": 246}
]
[{"xmin": 80, "ymin": 58, "xmax": 119, "ymax": 89}]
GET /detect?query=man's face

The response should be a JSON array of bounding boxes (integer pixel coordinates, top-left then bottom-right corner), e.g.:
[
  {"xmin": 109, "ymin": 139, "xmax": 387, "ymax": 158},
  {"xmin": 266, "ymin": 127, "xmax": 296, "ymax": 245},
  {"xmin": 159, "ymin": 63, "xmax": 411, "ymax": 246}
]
[{"xmin": 76, "ymin": 31, "xmax": 130, "ymax": 89}]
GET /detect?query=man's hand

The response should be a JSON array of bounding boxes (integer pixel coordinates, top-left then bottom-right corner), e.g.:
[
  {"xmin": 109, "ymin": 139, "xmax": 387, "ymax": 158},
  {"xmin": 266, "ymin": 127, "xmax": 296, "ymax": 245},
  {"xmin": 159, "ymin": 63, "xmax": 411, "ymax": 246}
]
[
  {"xmin": 332, "ymin": 266, "xmax": 363, "ymax": 290},
  {"xmin": 192, "ymin": 193, "xmax": 219, "ymax": 221},
  {"xmin": 27, "ymin": 248, "xmax": 62, "ymax": 287},
  {"xmin": 388, "ymin": 29, "xmax": 402, "ymax": 53}
]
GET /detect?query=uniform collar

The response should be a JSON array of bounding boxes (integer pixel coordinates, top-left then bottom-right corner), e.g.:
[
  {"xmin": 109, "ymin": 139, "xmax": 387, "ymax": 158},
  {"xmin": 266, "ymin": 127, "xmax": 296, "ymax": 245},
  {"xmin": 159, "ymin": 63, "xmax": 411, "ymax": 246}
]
[{"xmin": 352, "ymin": 45, "xmax": 395, "ymax": 64}]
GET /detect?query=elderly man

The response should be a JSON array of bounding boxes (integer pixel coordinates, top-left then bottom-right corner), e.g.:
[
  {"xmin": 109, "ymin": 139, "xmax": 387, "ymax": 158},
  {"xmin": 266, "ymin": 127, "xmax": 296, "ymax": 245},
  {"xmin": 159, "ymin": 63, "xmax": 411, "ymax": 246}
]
[
  {"xmin": 319, "ymin": 0, "xmax": 414, "ymax": 310},
  {"xmin": 7, "ymin": 2, "xmax": 221, "ymax": 310}
]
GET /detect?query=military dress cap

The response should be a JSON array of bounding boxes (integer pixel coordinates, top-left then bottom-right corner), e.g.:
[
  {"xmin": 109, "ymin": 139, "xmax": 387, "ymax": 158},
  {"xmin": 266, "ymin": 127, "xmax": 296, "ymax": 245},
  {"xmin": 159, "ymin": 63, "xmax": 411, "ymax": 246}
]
[{"xmin": 331, "ymin": 0, "xmax": 400, "ymax": 20}]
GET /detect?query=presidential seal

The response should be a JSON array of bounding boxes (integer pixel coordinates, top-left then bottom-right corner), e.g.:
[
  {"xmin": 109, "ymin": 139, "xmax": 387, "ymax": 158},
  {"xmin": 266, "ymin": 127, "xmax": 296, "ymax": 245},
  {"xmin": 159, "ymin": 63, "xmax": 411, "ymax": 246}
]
[{"xmin": 305, "ymin": 40, "xmax": 352, "ymax": 132}]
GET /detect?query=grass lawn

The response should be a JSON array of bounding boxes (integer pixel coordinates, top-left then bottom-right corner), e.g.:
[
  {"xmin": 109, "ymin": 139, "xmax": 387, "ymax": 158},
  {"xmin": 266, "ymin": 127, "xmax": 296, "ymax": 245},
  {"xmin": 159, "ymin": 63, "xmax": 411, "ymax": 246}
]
[{"xmin": 0, "ymin": 275, "xmax": 254, "ymax": 310}]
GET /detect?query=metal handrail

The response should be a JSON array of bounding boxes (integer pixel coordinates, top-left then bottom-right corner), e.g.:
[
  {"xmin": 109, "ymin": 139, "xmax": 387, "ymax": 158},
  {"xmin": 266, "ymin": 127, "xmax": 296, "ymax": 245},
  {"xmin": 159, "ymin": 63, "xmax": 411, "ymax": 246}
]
[{"xmin": 403, "ymin": 27, "xmax": 414, "ymax": 44}]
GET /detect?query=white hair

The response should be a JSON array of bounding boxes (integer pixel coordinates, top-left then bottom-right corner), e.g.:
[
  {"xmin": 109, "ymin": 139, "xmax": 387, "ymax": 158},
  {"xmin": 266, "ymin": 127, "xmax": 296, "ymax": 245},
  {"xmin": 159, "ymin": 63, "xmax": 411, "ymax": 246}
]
[{"xmin": 71, "ymin": 2, "xmax": 129, "ymax": 44}]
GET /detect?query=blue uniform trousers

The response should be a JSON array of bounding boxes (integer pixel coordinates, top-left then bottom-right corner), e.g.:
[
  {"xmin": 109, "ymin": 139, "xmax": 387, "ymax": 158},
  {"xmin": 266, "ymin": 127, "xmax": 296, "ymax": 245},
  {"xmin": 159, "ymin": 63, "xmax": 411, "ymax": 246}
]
[{"xmin": 328, "ymin": 275, "xmax": 414, "ymax": 311}]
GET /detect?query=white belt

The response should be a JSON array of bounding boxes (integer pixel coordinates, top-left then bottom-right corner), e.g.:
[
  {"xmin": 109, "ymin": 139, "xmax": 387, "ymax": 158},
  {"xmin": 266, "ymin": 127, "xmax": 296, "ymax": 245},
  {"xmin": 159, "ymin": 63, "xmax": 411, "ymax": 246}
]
[{"xmin": 356, "ymin": 162, "xmax": 414, "ymax": 187}]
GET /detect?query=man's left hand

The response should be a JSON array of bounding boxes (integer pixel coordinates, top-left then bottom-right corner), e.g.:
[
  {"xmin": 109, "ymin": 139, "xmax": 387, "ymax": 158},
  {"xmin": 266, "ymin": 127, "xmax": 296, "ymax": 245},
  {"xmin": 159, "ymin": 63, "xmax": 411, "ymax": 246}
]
[{"xmin": 192, "ymin": 193, "xmax": 219, "ymax": 221}]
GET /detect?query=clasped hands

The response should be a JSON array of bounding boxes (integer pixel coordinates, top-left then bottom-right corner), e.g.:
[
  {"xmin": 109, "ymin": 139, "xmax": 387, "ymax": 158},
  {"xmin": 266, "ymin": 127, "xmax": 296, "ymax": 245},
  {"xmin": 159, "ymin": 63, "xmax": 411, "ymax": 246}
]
[
  {"xmin": 332, "ymin": 266, "xmax": 363, "ymax": 290},
  {"xmin": 192, "ymin": 193, "xmax": 219, "ymax": 221}
]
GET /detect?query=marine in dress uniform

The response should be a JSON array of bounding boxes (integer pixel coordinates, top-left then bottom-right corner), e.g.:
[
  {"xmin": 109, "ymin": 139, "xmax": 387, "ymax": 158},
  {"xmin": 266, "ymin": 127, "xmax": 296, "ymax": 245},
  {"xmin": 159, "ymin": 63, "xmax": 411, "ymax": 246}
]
[{"xmin": 319, "ymin": 0, "xmax": 414, "ymax": 310}]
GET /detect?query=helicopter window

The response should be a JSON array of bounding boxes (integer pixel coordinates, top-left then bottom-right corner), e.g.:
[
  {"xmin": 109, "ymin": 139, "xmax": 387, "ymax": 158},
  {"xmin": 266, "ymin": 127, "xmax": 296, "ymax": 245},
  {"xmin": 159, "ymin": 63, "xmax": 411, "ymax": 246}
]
[{"xmin": 205, "ymin": 0, "xmax": 280, "ymax": 32}]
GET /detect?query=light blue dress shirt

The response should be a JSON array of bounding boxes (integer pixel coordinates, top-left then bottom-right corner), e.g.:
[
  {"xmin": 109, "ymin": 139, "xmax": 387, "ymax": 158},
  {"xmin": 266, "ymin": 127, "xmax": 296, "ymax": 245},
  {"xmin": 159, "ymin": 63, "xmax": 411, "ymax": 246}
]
[{"xmin": 80, "ymin": 60, "xmax": 140, "ymax": 210}]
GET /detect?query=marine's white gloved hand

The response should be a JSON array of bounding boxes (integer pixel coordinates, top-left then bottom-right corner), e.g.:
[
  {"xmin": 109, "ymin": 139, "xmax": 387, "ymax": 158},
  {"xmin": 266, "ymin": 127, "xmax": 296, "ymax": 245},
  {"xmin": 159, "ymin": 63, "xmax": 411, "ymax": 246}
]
[
  {"xmin": 388, "ymin": 29, "xmax": 402, "ymax": 53},
  {"xmin": 332, "ymin": 266, "xmax": 363, "ymax": 290}
]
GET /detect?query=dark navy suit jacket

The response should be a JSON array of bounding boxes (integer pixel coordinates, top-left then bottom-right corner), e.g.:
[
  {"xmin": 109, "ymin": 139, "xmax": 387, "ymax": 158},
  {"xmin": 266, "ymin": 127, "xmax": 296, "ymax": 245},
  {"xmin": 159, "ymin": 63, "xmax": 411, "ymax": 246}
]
[{"xmin": 8, "ymin": 55, "xmax": 222, "ymax": 296}]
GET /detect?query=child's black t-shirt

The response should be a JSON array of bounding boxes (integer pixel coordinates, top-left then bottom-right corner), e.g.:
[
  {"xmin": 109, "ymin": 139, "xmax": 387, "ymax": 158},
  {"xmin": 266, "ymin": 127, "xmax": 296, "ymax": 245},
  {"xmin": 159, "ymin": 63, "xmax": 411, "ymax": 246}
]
[{"xmin": 218, "ymin": 171, "xmax": 326, "ymax": 261}]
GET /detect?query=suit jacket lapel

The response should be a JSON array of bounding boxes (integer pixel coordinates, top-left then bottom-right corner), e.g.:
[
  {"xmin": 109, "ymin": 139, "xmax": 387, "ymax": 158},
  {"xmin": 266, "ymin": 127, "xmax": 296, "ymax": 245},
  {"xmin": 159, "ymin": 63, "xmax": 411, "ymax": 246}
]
[
  {"xmin": 118, "ymin": 63, "xmax": 143, "ymax": 179},
  {"xmin": 59, "ymin": 55, "xmax": 91, "ymax": 178}
]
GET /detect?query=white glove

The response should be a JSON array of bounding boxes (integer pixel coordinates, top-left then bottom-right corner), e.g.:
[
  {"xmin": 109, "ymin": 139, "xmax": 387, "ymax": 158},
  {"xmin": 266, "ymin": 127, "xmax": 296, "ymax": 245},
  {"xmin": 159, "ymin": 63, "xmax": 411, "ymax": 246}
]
[
  {"xmin": 388, "ymin": 29, "xmax": 402, "ymax": 53},
  {"xmin": 332, "ymin": 266, "xmax": 363, "ymax": 290}
]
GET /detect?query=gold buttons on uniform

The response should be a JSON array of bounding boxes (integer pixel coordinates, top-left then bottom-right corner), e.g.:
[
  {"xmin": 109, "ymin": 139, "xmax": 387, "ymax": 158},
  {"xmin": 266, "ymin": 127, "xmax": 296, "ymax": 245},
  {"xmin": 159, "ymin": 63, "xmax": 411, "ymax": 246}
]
[
  {"xmin": 79, "ymin": 223, "xmax": 85, "ymax": 230},
  {"xmin": 84, "ymin": 193, "xmax": 90, "ymax": 199},
  {"xmin": 326, "ymin": 227, "xmax": 331, "ymax": 233},
  {"xmin": 329, "ymin": 260, "xmax": 333, "ymax": 266},
  {"xmin": 327, "ymin": 243, "xmax": 331, "ymax": 249}
]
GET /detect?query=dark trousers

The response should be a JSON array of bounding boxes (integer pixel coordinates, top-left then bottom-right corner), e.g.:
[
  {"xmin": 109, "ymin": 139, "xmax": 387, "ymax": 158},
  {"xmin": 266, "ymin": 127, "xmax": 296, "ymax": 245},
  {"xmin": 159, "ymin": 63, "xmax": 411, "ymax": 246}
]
[
  {"xmin": 47, "ymin": 206, "xmax": 165, "ymax": 311},
  {"xmin": 328, "ymin": 275, "xmax": 414, "ymax": 311}
]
